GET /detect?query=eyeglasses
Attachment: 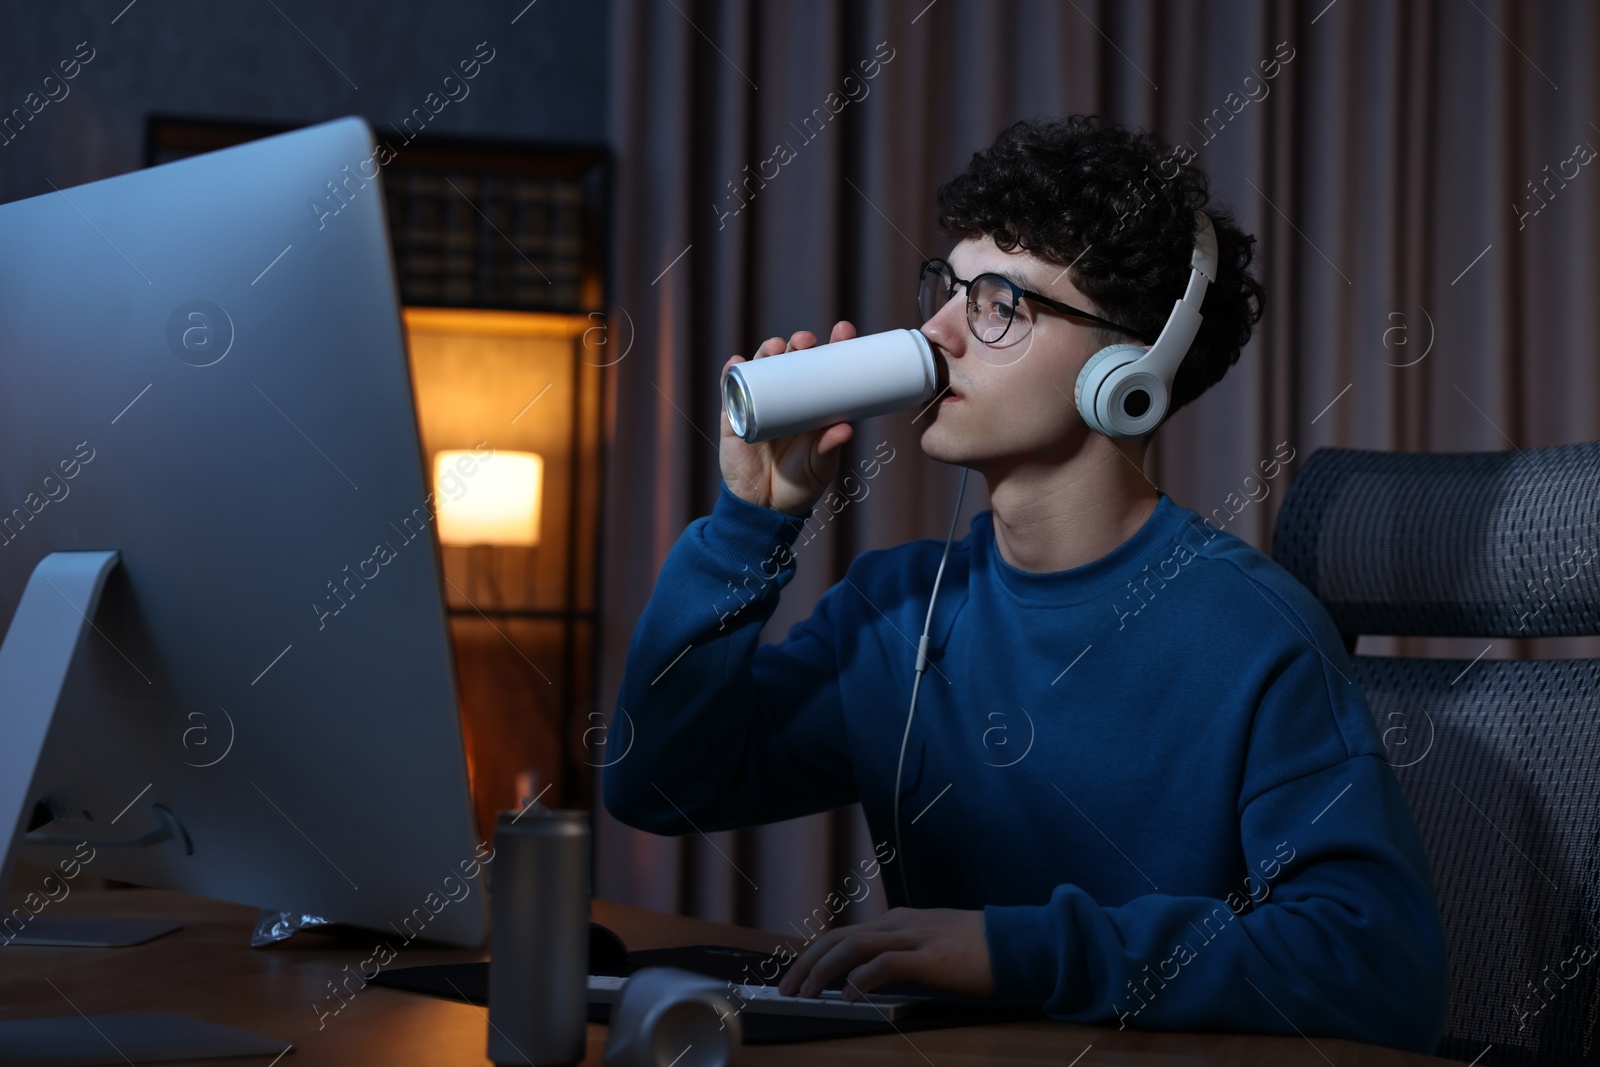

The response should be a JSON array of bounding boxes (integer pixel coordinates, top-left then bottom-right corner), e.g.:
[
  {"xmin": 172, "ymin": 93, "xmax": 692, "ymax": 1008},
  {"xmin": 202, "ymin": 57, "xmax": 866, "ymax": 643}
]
[{"xmin": 916, "ymin": 257, "xmax": 1151, "ymax": 348}]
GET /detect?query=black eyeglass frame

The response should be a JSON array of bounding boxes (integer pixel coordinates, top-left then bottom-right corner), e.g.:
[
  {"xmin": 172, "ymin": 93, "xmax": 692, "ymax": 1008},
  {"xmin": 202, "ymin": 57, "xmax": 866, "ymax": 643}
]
[{"xmin": 918, "ymin": 257, "xmax": 1153, "ymax": 346}]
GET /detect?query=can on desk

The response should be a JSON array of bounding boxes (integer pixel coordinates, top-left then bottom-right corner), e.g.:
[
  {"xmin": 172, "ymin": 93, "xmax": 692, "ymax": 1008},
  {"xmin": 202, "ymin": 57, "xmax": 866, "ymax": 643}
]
[{"xmin": 488, "ymin": 804, "xmax": 591, "ymax": 1067}]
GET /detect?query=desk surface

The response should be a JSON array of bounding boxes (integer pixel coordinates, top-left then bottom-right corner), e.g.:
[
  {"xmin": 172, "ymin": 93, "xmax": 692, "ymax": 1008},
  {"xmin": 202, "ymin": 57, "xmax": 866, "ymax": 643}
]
[{"xmin": 0, "ymin": 886, "xmax": 1463, "ymax": 1066}]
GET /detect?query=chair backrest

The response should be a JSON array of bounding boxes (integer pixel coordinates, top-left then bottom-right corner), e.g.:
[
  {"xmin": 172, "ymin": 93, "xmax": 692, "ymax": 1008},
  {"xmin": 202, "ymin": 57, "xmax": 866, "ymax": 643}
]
[{"xmin": 1271, "ymin": 443, "xmax": 1600, "ymax": 1065}]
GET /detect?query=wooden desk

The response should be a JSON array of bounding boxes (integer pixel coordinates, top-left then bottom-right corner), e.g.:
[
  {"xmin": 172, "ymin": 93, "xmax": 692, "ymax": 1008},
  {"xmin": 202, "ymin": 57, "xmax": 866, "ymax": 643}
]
[{"xmin": 0, "ymin": 886, "xmax": 1464, "ymax": 1066}]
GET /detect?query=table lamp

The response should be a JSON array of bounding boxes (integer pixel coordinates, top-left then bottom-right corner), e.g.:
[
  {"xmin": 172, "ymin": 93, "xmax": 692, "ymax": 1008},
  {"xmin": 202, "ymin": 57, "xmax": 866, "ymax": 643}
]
[
  {"xmin": 434, "ymin": 449, "xmax": 543, "ymax": 608},
  {"xmin": 434, "ymin": 449, "xmax": 544, "ymax": 548}
]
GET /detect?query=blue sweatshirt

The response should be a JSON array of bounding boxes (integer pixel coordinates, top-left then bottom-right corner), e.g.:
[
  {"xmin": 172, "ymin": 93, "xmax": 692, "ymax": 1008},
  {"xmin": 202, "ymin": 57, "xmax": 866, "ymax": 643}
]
[{"xmin": 603, "ymin": 479, "xmax": 1451, "ymax": 1054}]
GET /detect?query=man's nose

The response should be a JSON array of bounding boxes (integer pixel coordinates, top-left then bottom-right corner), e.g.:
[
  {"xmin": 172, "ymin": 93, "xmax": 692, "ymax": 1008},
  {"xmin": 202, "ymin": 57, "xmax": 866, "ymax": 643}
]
[{"xmin": 920, "ymin": 294, "xmax": 968, "ymax": 358}]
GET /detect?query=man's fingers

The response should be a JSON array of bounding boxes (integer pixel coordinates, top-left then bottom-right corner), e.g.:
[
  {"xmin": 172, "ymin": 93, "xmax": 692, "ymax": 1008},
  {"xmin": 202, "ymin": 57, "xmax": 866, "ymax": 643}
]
[
  {"xmin": 778, "ymin": 921, "xmax": 862, "ymax": 995},
  {"xmin": 748, "ymin": 324, "xmax": 850, "ymax": 360},
  {"xmin": 778, "ymin": 928, "xmax": 845, "ymax": 995},
  {"xmin": 814, "ymin": 422, "xmax": 853, "ymax": 457},
  {"xmin": 795, "ymin": 932, "xmax": 903, "ymax": 998},
  {"xmin": 842, "ymin": 950, "xmax": 919, "ymax": 1001},
  {"xmin": 779, "ymin": 908, "xmax": 919, "ymax": 995}
]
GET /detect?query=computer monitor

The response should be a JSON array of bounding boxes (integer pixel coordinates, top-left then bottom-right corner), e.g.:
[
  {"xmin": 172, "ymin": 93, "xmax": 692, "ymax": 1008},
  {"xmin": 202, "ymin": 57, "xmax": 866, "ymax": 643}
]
[{"xmin": 0, "ymin": 116, "xmax": 487, "ymax": 950}]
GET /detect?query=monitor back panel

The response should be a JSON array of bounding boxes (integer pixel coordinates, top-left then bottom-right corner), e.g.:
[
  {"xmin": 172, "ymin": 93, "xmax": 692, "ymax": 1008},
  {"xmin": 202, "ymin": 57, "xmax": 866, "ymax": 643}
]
[{"xmin": 0, "ymin": 117, "xmax": 486, "ymax": 946}]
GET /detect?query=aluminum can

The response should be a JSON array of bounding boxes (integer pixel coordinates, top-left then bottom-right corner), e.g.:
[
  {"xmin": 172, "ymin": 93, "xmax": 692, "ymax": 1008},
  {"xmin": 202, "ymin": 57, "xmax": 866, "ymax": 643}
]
[
  {"xmin": 488, "ymin": 805, "xmax": 590, "ymax": 1066},
  {"xmin": 722, "ymin": 328, "xmax": 937, "ymax": 443}
]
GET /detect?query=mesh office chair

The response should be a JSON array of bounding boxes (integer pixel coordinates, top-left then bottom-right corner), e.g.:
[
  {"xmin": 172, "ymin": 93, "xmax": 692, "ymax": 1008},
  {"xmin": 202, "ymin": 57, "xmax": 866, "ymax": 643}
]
[{"xmin": 1271, "ymin": 442, "xmax": 1600, "ymax": 1067}]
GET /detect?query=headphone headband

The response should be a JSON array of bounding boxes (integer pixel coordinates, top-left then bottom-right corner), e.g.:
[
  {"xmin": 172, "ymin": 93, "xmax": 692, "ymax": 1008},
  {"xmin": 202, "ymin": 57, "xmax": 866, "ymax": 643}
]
[{"xmin": 1139, "ymin": 209, "xmax": 1217, "ymax": 383}]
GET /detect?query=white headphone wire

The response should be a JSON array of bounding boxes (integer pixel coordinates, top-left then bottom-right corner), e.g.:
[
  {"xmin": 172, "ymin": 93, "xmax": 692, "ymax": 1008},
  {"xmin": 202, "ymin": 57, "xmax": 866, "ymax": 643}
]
[{"xmin": 891, "ymin": 464, "xmax": 970, "ymax": 908}]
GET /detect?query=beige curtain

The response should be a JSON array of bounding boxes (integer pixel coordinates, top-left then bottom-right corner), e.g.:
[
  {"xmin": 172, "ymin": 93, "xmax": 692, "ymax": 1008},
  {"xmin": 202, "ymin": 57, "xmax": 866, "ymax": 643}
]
[{"xmin": 595, "ymin": 0, "xmax": 1600, "ymax": 932}]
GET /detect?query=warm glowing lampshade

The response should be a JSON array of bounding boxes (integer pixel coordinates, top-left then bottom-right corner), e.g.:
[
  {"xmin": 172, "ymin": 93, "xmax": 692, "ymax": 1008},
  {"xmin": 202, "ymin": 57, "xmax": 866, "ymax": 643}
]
[{"xmin": 434, "ymin": 449, "xmax": 543, "ymax": 547}]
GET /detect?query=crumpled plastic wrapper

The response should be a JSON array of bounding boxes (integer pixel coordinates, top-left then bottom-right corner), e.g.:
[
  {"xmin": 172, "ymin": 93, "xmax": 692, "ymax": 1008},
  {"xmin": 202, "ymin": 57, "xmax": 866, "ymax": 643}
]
[{"xmin": 251, "ymin": 907, "xmax": 333, "ymax": 947}]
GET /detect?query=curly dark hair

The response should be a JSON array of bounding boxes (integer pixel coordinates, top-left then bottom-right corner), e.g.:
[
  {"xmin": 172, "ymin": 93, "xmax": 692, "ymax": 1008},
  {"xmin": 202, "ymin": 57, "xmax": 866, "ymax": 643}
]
[{"xmin": 934, "ymin": 115, "xmax": 1264, "ymax": 431}]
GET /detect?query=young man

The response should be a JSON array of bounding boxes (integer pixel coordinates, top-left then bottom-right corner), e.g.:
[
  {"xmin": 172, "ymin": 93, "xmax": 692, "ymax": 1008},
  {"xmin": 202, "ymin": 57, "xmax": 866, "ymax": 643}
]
[{"xmin": 603, "ymin": 116, "xmax": 1450, "ymax": 1053}]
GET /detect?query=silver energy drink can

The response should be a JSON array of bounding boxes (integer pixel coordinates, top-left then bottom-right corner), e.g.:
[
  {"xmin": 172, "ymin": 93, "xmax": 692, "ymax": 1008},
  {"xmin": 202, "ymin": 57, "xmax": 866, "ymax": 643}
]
[
  {"xmin": 722, "ymin": 327, "xmax": 937, "ymax": 443},
  {"xmin": 488, "ymin": 805, "xmax": 591, "ymax": 1066}
]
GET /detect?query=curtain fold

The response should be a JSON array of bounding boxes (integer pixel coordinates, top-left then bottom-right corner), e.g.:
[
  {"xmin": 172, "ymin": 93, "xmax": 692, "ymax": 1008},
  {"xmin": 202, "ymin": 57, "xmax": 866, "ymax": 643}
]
[{"xmin": 598, "ymin": 0, "xmax": 1600, "ymax": 933}]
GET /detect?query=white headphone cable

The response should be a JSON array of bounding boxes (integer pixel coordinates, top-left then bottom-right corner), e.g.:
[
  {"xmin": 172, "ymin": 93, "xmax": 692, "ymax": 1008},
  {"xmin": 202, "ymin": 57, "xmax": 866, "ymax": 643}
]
[{"xmin": 891, "ymin": 464, "xmax": 970, "ymax": 908}]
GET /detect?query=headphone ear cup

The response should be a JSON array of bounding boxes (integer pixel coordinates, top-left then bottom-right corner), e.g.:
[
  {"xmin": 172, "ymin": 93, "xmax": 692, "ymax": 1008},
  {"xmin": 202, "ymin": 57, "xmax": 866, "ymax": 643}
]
[{"xmin": 1074, "ymin": 344, "xmax": 1148, "ymax": 437}]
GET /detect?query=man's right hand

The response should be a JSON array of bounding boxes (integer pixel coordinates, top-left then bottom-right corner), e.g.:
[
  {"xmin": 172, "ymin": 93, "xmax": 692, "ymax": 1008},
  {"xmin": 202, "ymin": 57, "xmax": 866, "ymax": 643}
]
[{"xmin": 719, "ymin": 320, "xmax": 857, "ymax": 517}]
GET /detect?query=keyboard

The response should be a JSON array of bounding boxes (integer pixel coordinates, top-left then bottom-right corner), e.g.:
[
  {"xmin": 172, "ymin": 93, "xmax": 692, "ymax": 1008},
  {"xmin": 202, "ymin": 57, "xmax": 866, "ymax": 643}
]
[{"xmin": 586, "ymin": 973, "xmax": 930, "ymax": 1021}]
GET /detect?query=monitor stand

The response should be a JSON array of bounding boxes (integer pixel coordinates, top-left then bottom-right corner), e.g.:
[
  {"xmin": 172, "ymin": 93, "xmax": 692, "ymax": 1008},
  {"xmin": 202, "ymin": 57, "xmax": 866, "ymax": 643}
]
[{"xmin": 0, "ymin": 551, "xmax": 290, "ymax": 1063}]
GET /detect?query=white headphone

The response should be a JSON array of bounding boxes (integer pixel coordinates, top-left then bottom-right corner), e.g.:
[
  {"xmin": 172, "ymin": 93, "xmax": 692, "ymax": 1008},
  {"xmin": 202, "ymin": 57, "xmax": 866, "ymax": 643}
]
[{"xmin": 1073, "ymin": 209, "xmax": 1220, "ymax": 438}]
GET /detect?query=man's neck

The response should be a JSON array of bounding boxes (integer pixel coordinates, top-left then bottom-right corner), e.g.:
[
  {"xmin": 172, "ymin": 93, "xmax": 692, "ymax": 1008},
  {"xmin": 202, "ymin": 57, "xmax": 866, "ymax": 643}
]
[{"xmin": 983, "ymin": 435, "xmax": 1161, "ymax": 574}]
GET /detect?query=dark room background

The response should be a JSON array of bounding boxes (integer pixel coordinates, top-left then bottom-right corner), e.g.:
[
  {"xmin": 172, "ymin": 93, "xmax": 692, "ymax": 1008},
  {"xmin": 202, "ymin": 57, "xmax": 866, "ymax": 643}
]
[{"xmin": 5, "ymin": 0, "xmax": 1598, "ymax": 944}]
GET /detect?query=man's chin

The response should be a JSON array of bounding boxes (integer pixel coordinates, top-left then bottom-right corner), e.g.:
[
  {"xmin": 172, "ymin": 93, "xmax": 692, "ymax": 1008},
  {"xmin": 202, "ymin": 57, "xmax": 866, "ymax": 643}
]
[{"xmin": 919, "ymin": 421, "xmax": 979, "ymax": 467}]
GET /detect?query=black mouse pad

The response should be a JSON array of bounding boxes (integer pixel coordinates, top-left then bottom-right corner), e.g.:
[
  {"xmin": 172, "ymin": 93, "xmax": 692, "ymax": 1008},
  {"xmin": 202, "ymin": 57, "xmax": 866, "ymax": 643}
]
[{"xmin": 369, "ymin": 945, "xmax": 1040, "ymax": 1045}]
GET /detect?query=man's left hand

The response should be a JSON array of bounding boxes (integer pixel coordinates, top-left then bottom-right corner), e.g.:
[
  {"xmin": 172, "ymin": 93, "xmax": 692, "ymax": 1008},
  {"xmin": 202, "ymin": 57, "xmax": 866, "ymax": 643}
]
[{"xmin": 776, "ymin": 908, "xmax": 994, "ymax": 1001}]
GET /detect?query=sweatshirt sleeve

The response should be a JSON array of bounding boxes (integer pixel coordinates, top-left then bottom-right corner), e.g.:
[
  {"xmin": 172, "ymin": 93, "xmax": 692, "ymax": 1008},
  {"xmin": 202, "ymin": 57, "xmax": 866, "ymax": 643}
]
[
  {"xmin": 602, "ymin": 481, "xmax": 859, "ymax": 835},
  {"xmin": 982, "ymin": 752, "xmax": 1451, "ymax": 1054}
]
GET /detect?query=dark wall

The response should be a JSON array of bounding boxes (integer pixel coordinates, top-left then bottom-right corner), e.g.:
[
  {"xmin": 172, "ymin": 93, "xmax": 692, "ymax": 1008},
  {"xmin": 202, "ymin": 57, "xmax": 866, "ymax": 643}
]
[{"xmin": 0, "ymin": 0, "xmax": 610, "ymax": 202}]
